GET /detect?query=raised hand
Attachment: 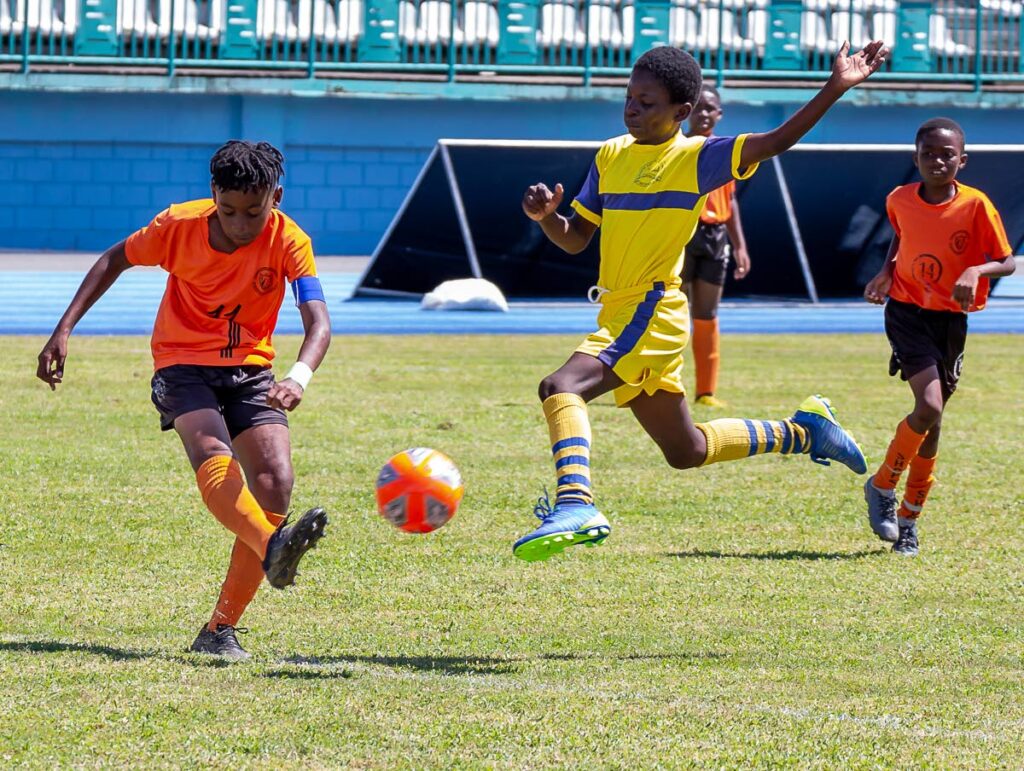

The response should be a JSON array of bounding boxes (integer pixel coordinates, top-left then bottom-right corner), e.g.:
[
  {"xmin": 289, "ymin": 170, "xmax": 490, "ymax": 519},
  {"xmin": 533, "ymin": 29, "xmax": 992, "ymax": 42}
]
[
  {"xmin": 830, "ymin": 40, "xmax": 889, "ymax": 90},
  {"xmin": 522, "ymin": 183, "xmax": 564, "ymax": 222}
]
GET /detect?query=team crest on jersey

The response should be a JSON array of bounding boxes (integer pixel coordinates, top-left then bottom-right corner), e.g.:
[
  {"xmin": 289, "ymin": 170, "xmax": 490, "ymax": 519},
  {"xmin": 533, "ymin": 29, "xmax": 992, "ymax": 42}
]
[
  {"xmin": 912, "ymin": 253, "xmax": 943, "ymax": 284},
  {"xmin": 949, "ymin": 230, "xmax": 969, "ymax": 255},
  {"xmin": 633, "ymin": 160, "xmax": 665, "ymax": 187},
  {"xmin": 253, "ymin": 268, "xmax": 277, "ymax": 295}
]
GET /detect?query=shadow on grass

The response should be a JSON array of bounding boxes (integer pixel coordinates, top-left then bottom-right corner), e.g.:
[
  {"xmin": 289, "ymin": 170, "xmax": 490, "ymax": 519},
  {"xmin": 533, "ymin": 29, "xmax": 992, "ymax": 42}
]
[
  {"xmin": 666, "ymin": 548, "xmax": 882, "ymax": 561},
  {"xmin": 0, "ymin": 638, "xmax": 235, "ymax": 668},
  {"xmin": 0, "ymin": 639, "xmax": 152, "ymax": 661},
  {"xmin": 265, "ymin": 650, "xmax": 725, "ymax": 679}
]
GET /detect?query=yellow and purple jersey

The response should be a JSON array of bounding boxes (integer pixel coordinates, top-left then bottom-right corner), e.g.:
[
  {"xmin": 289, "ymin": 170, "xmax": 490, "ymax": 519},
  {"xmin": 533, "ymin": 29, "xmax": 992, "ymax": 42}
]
[{"xmin": 571, "ymin": 132, "xmax": 758, "ymax": 291}]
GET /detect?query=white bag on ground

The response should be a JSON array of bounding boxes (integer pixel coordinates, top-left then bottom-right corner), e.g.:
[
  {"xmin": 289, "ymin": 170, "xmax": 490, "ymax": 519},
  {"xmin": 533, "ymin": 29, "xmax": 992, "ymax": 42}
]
[{"xmin": 421, "ymin": 278, "xmax": 509, "ymax": 312}]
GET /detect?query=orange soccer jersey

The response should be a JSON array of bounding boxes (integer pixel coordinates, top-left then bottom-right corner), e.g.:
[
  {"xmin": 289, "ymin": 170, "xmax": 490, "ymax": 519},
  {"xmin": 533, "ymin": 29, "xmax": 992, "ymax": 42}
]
[
  {"xmin": 125, "ymin": 199, "xmax": 317, "ymax": 370},
  {"xmin": 886, "ymin": 182, "xmax": 1012, "ymax": 313},
  {"xmin": 699, "ymin": 179, "xmax": 735, "ymax": 225}
]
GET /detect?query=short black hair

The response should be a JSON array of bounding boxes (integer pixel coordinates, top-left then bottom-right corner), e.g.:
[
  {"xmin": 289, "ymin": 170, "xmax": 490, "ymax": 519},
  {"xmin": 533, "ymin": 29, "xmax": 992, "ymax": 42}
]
[
  {"xmin": 915, "ymin": 118, "xmax": 965, "ymax": 150},
  {"xmin": 700, "ymin": 84, "xmax": 721, "ymax": 102},
  {"xmin": 633, "ymin": 46, "xmax": 703, "ymax": 105},
  {"xmin": 210, "ymin": 140, "xmax": 285, "ymax": 193}
]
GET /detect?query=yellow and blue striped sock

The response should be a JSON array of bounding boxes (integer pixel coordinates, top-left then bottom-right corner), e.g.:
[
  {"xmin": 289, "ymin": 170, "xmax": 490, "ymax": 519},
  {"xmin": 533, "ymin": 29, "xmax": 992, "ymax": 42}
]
[
  {"xmin": 543, "ymin": 393, "xmax": 593, "ymax": 506},
  {"xmin": 697, "ymin": 418, "xmax": 810, "ymax": 466}
]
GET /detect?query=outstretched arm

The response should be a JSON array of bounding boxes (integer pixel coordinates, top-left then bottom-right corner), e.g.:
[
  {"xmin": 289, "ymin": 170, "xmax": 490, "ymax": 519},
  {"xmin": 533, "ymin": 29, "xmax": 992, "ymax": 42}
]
[
  {"xmin": 267, "ymin": 299, "xmax": 331, "ymax": 411},
  {"xmin": 741, "ymin": 41, "xmax": 889, "ymax": 169},
  {"xmin": 36, "ymin": 240, "xmax": 133, "ymax": 389},
  {"xmin": 523, "ymin": 182, "xmax": 599, "ymax": 255}
]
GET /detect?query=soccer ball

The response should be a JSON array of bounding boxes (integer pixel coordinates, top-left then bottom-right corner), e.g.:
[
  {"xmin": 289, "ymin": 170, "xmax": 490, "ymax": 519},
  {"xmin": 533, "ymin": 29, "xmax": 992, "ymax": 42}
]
[{"xmin": 375, "ymin": 448, "xmax": 464, "ymax": 534}]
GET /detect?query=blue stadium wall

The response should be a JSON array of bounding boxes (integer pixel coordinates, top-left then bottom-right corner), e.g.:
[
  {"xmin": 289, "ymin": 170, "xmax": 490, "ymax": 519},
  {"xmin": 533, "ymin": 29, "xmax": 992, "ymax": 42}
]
[{"xmin": 2, "ymin": 90, "xmax": 1022, "ymax": 255}]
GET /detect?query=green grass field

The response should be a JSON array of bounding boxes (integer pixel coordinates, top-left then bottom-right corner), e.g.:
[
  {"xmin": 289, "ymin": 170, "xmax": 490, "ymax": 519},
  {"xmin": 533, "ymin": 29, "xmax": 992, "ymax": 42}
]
[{"xmin": 2, "ymin": 333, "xmax": 1022, "ymax": 768}]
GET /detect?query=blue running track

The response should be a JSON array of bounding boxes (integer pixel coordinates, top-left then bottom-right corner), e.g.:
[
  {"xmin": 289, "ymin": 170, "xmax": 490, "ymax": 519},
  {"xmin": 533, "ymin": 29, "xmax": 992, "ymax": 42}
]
[{"xmin": 4, "ymin": 271, "xmax": 1023, "ymax": 335}]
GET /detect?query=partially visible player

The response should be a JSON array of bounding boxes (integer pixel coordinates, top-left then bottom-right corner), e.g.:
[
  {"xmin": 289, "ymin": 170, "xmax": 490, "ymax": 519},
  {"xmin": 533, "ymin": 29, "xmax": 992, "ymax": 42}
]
[
  {"xmin": 683, "ymin": 84, "xmax": 752, "ymax": 408},
  {"xmin": 36, "ymin": 140, "xmax": 332, "ymax": 658},
  {"xmin": 863, "ymin": 118, "xmax": 1015, "ymax": 555},
  {"xmin": 515, "ymin": 42, "xmax": 889, "ymax": 562}
]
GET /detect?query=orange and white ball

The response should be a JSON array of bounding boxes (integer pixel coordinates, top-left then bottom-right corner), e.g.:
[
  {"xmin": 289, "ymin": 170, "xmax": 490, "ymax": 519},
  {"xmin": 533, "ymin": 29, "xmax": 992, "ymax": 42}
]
[{"xmin": 375, "ymin": 448, "xmax": 464, "ymax": 534}]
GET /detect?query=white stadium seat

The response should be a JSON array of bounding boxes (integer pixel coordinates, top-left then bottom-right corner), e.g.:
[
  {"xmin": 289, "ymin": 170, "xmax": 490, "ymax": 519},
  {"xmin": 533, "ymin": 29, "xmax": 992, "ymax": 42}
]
[
  {"xmin": 412, "ymin": 0, "xmax": 452, "ymax": 44},
  {"xmin": 538, "ymin": 1, "xmax": 585, "ymax": 48},
  {"xmin": 456, "ymin": 1, "xmax": 499, "ymax": 46},
  {"xmin": 259, "ymin": 0, "xmax": 300, "ymax": 41},
  {"xmin": 801, "ymin": 10, "xmax": 830, "ymax": 52},
  {"xmin": 301, "ymin": 0, "xmax": 363, "ymax": 43},
  {"xmin": 586, "ymin": 0, "xmax": 622, "ymax": 49},
  {"xmin": 929, "ymin": 12, "xmax": 970, "ymax": 56},
  {"xmin": 669, "ymin": 5, "xmax": 698, "ymax": 48}
]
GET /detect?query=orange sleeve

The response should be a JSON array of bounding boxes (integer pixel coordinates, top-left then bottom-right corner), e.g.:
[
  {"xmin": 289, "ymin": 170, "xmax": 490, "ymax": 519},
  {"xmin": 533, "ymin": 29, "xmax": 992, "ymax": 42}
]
[
  {"xmin": 124, "ymin": 207, "xmax": 176, "ymax": 268},
  {"xmin": 284, "ymin": 228, "xmax": 317, "ymax": 282},
  {"xmin": 979, "ymin": 198, "xmax": 1013, "ymax": 262},
  {"xmin": 885, "ymin": 189, "xmax": 902, "ymax": 238}
]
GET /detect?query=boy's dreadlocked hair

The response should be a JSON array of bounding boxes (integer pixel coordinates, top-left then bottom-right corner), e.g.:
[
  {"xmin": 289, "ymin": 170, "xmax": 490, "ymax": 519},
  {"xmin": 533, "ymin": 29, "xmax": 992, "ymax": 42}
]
[
  {"xmin": 210, "ymin": 140, "xmax": 284, "ymax": 193},
  {"xmin": 632, "ymin": 46, "xmax": 703, "ymax": 106}
]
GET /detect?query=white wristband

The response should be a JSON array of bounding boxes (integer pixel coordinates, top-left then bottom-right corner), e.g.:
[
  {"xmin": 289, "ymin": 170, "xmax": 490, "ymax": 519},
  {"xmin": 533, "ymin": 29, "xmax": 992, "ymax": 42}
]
[{"xmin": 285, "ymin": 361, "xmax": 314, "ymax": 390}]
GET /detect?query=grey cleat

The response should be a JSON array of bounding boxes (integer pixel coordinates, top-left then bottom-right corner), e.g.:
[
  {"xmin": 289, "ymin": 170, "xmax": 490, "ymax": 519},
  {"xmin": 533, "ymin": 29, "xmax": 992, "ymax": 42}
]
[
  {"xmin": 864, "ymin": 478, "xmax": 899, "ymax": 543},
  {"xmin": 190, "ymin": 624, "xmax": 251, "ymax": 661},
  {"xmin": 262, "ymin": 506, "xmax": 328, "ymax": 589},
  {"xmin": 892, "ymin": 517, "xmax": 919, "ymax": 556}
]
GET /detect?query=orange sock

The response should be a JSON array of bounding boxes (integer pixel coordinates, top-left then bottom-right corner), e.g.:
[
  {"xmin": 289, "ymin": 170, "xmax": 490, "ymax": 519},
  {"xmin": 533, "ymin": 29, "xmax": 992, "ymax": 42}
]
[
  {"xmin": 209, "ymin": 511, "xmax": 285, "ymax": 631},
  {"xmin": 873, "ymin": 418, "xmax": 926, "ymax": 490},
  {"xmin": 692, "ymin": 317, "xmax": 720, "ymax": 397},
  {"xmin": 900, "ymin": 454, "xmax": 937, "ymax": 520},
  {"xmin": 195, "ymin": 456, "xmax": 276, "ymax": 559}
]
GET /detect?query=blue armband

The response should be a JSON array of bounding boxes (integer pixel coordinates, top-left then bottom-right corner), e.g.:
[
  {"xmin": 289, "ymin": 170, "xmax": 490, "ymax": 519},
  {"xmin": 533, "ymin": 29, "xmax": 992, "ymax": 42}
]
[{"xmin": 292, "ymin": 276, "xmax": 326, "ymax": 306}]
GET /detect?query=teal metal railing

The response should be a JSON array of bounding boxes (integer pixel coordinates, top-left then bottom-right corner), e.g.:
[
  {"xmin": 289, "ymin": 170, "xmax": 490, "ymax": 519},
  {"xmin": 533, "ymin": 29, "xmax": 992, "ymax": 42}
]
[{"xmin": 0, "ymin": 0, "xmax": 1020, "ymax": 89}]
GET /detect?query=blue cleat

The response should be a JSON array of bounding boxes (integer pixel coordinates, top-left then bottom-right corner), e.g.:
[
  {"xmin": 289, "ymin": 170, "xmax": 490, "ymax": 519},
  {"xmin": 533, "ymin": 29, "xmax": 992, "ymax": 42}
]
[
  {"xmin": 513, "ymin": 492, "xmax": 611, "ymax": 562},
  {"xmin": 791, "ymin": 395, "xmax": 867, "ymax": 474}
]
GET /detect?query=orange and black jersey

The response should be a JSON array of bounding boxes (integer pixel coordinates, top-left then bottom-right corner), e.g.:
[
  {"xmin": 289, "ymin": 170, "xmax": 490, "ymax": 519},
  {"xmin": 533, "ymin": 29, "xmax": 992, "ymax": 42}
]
[{"xmin": 125, "ymin": 199, "xmax": 318, "ymax": 370}]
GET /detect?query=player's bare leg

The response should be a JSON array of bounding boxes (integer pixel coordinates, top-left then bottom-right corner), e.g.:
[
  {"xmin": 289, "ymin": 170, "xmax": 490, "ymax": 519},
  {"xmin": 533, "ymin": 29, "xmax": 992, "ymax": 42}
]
[{"xmin": 513, "ymin": 353, "xmax": 620, "ymax": 562}]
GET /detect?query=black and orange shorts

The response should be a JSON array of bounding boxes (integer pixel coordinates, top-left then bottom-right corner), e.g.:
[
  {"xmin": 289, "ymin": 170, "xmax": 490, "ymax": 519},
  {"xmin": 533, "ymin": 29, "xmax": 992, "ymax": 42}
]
[
  {"xmin": 885, "ymin": 298, "xmax": 968, "ymax": 401},
  {"xmin": 150, "ymin": 364, "xmax": 288, "ymax": 438}
]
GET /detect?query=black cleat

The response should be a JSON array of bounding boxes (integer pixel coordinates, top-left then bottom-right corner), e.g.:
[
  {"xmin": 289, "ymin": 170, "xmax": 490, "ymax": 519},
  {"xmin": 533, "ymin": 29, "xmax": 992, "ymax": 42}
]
[
  {"xmin": 892, "ymin": 518, "xmax": 919, "ymax": 557},
  {"xmin": 262, "ymin": 506, "xmax": 328, "ymax": 589},
  {"xmin": 190, "ymin": 624, "xmax": 251, "ymax": 661}
]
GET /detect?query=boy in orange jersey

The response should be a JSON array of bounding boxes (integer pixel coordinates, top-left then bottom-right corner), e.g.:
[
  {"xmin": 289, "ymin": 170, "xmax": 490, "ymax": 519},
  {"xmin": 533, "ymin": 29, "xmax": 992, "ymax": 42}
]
[
  {"xmin": 683, "ymin": 84, "xmax": 752, "ymax": 408},
  {"xmin": 864, "ymin": 118, "xmax": 1016, "ymax": 556},
  {"xmin": 36, "ymin": 141, "xmax": 332, "ymax": 658}
]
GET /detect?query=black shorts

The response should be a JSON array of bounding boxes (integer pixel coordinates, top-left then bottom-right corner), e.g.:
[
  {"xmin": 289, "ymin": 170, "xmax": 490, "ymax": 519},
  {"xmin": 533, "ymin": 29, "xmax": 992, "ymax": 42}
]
[
  {"xmin": 150, "ymin": 364, "xmax": 288, "ymax": 438},
  {"xmin": 885, "ymin": 298, "xmax": 968, "ymax": 400},
  {"xmin": 681, "ymin": 223, "xmax": 730, "ymax": 287}
]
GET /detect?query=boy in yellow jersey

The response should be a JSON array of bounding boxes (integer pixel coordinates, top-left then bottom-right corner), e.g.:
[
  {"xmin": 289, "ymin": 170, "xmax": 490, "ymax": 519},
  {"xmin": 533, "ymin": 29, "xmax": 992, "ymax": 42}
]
[
  {"xmin": 863, "ymin": 118, "xmax": 1015, "ymax": 556},
  {"xmin": 683, "ymin": 84, "xmax": 751, "ymax": 408},
  {"xmin": 36, "ymin": 141, "xmax": 331, "ymax": 658},
  {"xmin": 514, "ymin": 42, "xmax": 888, "ymax": 562}
]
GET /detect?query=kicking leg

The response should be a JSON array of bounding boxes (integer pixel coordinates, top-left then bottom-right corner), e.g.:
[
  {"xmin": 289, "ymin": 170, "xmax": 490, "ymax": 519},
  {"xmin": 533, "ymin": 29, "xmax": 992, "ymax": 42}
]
[
  {"xmin": 179, "ymin": 410, "xmax": 325, "ymax": 591},
  {"xmin": 203, "ymin": 424, "xmax": 294, "ymax": 645},
  {"xmin": 631, "ymin": 389, "xmax": 865, "ymax": 471},
  {"xmin": 512, "ymin": 353, "xmax": 620, "ymax": 562}
]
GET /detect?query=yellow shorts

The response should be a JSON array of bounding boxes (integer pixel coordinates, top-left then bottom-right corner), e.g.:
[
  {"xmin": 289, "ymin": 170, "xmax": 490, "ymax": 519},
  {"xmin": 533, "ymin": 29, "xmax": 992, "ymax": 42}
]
[{"xmin": 576, "ymin": 281, "xmax": 689, "ymax": 407}]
